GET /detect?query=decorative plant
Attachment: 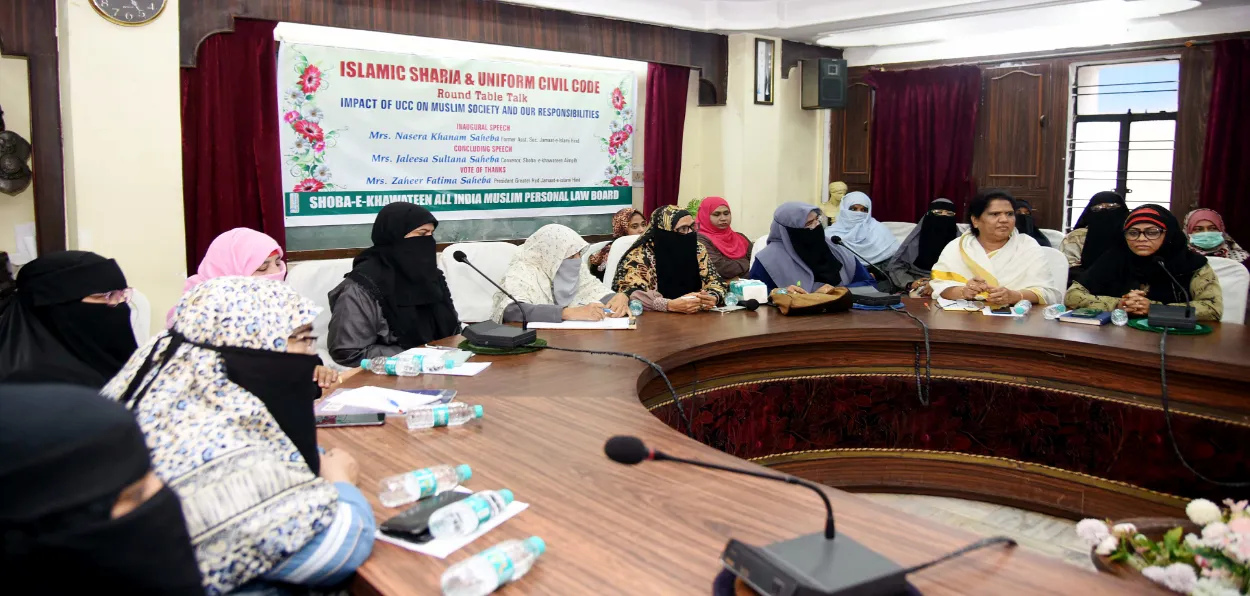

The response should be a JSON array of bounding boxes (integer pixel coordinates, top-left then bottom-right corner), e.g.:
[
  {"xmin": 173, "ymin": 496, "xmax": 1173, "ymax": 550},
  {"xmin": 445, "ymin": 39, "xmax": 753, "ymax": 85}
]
[
  {"xmin": 599, "ymin": 77, "xmax": 633, "ymax": 187},
  {"xmin": 686, "ymin": 197, "xmax": 704, "ymax": 216},
  {"xmin": 1078, "ymin": 499, "xmax": 1250, "ymax": 595}
]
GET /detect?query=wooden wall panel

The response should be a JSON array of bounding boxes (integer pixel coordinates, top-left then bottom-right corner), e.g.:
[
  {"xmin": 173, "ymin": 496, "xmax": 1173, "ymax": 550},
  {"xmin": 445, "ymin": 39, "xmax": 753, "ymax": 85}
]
[
  {"xmin": 0, "ymin": 0, "xmax": 66, "ymax": 253},
  {"xmin": 979, "ymin": 64, "xmax": 1060, "ymax": 226},
  {"xmin": 779, "ymin": 39, "xmax": 842, "ymax": 79},
  {"xmin": 827, "ymin": 72, "xmax": 872, "ymax": 194},
  {"xmin": 180, "ymin": 0, "xmax": 730, "ymax": 106}
]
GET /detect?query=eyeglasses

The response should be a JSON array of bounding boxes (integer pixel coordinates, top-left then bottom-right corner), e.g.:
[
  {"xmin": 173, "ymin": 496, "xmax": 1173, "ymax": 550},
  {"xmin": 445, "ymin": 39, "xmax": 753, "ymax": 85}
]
[
  {"xmin": 1091, "ymin": 202, "xmax": 1123, "ymax": 212},
  {"xmin": 930, "ymin": 209, "xmax": 956, "ymax": 217},
  {"xmin": 86, "ymin": 288, "xmax": 133, "ymax": 307},
  {"xmin": 1124, "ymin": 227, "xmax": 1164, "ymax": 240},
  {"xmin": 673, "ymin": 223, "xmax": 698, "ymax": 235}
]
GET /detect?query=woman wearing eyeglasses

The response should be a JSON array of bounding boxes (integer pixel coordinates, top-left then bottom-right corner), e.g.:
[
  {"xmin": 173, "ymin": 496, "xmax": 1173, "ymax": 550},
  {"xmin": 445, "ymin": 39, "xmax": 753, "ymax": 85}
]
[
  {"xmin": 611, "ymin": 205, "xmax": 727, "ymax": 314},
  {"xmin": 883, "ymin": 198, "xmax": 960, "ymax": 296},
  {"xmin": 1065, "ymin": 204, "xmax": 1222, "ymax": 321},
  {"xmin": 0, "ymin": 251, "xmax": 138, "ymax": 387}
]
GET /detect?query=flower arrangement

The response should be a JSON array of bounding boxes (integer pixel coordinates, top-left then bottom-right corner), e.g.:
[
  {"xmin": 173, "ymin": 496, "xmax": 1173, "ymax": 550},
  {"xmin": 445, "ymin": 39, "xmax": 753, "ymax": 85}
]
[
  {"xmin": 282, "ymin": 50, "xmax": 347, "ymax": 192},
  {"xmin": 599, "ymin": 77, "xmax": 634, "ymax": 187},
  {"xmin": 1078, "ymin": 499, "xmax": 1250, "ymax": 595}
]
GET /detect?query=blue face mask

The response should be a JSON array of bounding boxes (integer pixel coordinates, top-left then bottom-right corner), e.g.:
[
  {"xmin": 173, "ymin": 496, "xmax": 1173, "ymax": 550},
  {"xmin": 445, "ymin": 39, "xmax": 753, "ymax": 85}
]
[{"xmin": 1190, "ymin": 231, "xmax": 1225, "ymax": 250}]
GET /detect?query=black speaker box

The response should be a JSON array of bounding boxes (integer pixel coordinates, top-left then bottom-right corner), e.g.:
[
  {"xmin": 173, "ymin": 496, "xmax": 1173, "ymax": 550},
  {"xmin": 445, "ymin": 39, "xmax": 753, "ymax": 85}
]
[{"xmin": 801, "ymin": 58, "xmax": 848, "ymax": 109}]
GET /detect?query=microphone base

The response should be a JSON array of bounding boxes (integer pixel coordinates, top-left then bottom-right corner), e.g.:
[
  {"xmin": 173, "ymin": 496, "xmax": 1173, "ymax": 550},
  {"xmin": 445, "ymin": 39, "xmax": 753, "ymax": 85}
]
[
  {"xmin": 721, "ymin": 532, "xmax": 906, "ymax": 596},
  {"xmin": 461, "ymin": 322, "xmax": 538, "ymax": 349},
  {"xmin": 1147, "ymin": 304, "xmax": 1197, "ymax": 330}
]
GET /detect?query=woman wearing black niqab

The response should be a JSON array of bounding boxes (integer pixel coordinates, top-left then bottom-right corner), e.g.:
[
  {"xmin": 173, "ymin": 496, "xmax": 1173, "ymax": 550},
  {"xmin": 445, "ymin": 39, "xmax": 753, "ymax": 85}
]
[
  {"xmin": 0, "ymin": 251, "xmax": 137, "ymax": 387},
  {"xmin": 0, "ymin": 383, "xmax": 202, "ymax": 595},
  {"xmin": 327, "ymin": 203, "xmax": 461, "ymax": 366}
]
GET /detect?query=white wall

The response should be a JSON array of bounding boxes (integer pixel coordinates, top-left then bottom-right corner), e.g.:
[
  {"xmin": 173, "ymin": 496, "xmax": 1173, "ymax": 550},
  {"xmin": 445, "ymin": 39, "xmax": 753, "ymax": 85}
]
[
  {"xmin": 0, "ymin": 55, "xmax": 36, "ymax": 263},
  {"xmin": 58, "ymin": 0, "xmax": 185, "ymax": 330}
]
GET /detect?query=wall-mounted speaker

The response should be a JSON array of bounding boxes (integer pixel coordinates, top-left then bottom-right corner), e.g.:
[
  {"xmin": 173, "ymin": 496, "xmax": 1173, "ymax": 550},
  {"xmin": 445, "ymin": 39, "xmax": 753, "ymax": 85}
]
[{"xmin": 801, "ymin": 58, "xmax": 848, "ymax": 110}]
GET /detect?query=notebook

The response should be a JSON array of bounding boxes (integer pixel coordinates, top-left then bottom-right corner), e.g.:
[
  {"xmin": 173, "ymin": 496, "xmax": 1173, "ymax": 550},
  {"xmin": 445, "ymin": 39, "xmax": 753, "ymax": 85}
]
[{"xmin": 1058, "ymin": 308, "xmax": 1112, "ymax": 326}]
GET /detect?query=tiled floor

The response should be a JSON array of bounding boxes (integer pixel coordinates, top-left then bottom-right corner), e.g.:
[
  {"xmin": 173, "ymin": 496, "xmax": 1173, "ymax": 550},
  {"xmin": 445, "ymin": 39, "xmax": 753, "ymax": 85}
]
[{"xmin": 859, "ymin": 493, "xmax": 1094, "ymax": 571}]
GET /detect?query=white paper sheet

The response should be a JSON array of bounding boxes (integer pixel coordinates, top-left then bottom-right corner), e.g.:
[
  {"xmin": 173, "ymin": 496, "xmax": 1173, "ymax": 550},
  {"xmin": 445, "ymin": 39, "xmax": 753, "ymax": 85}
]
[
  {"xmin": 325, "ymin": 386, "xmax": 444, "ymax": 414},
  {"xmin": 981, "ymin": 306, "xmax": 1023, "ymax": 317},
  {"xmin": 423, "ymin": 362, "xmax": 491, "ymax": 377},
  {"xmin": 526, "ymin": 317, "xmax": 633, "ymax": 330},
  {"xmin": 373, "ymin": 487, "xmax": 530, "ymax": 559}
]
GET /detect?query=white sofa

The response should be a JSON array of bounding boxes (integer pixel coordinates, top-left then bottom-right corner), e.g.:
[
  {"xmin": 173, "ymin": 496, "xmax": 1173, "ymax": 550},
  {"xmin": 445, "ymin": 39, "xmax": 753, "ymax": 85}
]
[
  {"xmin": 603, "ymin": 235, "xmax": 641, "ymax": 290},
  {"xmin": 1209, "ymin": 256, "xmax": 1249, "ymax": 324},
  {"xmin": 441, "ymin": 242, "xmax": 519, "ymax": 323}
]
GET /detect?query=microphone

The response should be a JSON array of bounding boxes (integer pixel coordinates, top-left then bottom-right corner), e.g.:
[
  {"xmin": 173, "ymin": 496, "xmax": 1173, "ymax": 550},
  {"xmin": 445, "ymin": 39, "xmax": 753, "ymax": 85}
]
[
  {"xmin": 451, "ymin": 250, "xmax": 538, "ymax": 349},
  {"xmin": 829, "ymin": 235, "xmax": 891, "ymax": 286},
  {"xmin": 604, "ymin": 436, "xmax": 1015, "ymax": 595},
  {"xmin": 1148, "ymin": 257, "xmax": 1197, "ymax": 330},
  {"xmin": 605, "ymin": 435, "xmax": 834, "ymax": 538},
  {"xmin": 740, "ymin": 298, "xmax": 761, "ymax": 312}
]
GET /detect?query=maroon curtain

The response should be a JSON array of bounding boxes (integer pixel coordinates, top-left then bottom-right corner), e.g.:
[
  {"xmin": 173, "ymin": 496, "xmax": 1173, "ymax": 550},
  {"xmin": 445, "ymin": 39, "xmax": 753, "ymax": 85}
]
[
  {"xmin": 643, "ymin": 63, "xmax": 689, "ymax": 216},
  {"xmin": 865, "ymin": 65, "xmax": 981, "ymax": 222},
  {"xmin": 1199, "ymin": 40, "xmax": 1250, "ymax": 242},
  {"xmin": 180, "ymin": 19, "xmax": 283, "ymax": 272}
]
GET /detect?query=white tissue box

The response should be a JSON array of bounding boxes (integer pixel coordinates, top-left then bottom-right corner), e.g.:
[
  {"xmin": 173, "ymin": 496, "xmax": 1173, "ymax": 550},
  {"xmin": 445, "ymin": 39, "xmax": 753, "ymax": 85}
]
[{"xmin": 730, "ymin": 279, "xmax": 768, "ymax": 304}]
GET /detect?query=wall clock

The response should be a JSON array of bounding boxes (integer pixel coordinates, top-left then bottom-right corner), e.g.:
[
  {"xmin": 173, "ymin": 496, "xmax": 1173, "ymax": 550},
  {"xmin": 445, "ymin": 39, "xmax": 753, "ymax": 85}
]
[{"xmin": 91, "ymin": 0, "xmax": 167, "ymax": 26}]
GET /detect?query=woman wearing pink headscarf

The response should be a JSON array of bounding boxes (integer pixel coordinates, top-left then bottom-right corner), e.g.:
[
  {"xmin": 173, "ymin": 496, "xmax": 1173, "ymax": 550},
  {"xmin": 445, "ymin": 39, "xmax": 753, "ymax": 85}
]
[
  {"xmin": 696, "ymin": 197, "xmax": 752, "ymax": 280},
  {"xmin": 1185, "ymin": 208, "xmax": 1248, "ymax": 265},
  {"xmin": 167, "ymin": 228, "xmax": 338, "ymax": 386}
]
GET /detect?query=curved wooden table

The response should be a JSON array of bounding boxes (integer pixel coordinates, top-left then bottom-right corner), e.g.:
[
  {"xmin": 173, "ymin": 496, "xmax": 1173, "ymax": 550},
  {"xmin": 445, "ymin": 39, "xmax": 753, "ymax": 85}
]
[{"xmin": 321, "ymin": 301, "xmax": 1250, "ymax": 594}]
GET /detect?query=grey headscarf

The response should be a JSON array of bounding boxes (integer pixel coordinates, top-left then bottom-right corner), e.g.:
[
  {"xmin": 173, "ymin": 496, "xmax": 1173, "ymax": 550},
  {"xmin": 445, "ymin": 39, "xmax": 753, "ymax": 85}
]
[{"xmin": 755, "ymin": 202, "xmax": 858, "ymax": 290}]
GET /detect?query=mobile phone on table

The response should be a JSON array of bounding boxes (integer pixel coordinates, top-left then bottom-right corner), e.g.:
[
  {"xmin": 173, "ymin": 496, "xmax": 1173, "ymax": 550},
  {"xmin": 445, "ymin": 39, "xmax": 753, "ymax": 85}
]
[{"xmin": 379, "ymin": 491, "xmax": 471, "ymax": 543}]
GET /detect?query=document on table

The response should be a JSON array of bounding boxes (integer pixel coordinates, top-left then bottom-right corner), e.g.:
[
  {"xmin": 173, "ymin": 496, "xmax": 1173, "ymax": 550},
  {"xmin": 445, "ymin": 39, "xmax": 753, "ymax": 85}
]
[
  {"xmin": 423, "ymin": 362, "xmax": 491, "ymax": 377},
  {"xmin": 935, "ymin": 297, "xmax": 983, "ymax": 312},
  {"xmin": 373, "ymin": 487, "xmax": 529, "ymax": 559},
  {"xmin": 526, "ymin": 317, "xmax": 634, "ymax": 330},
  {"xmin": 323, "ymin": 386, "xmax": 445, "ymax": 414},
  {"xmin": 981, "ymin": 306, "xmax": 1023, "ymax": 317}
]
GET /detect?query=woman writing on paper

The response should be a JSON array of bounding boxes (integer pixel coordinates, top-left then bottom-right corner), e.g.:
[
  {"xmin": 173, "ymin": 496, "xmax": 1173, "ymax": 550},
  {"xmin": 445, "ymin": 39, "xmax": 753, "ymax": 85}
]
[
  {"xmin": 826, "ymin": 192, "xmax": 901, "ymax": 273},
  {"xmin": 929, "ymin": 190, "xmax": 1061, "ymax": 306},
  {"xmin": 1066, "ymin": 205, "xmax": 1222, "ymax": 321},
  {"xmin": 883, "ymin": 198, "xmax": 960, "ymax": 296},
  {"xmin": 103, "ymin": 277, "xmax": 375, "ymax": 594},
  {"xmin": 588, "ymin": 208, "xmax": 646, "ymax": 281},
  {"xmin": 492, "ymin": 224, "xmax": 629, "ymax": 323},
  {"xmin": 327, "ymin": 203, "xmax": 460, "ymax": 367},
  {"xmin": 749, "ymin": 202, "xmax": 874, "ymax": 294},
  {"xmin": 612, "ymin": 206, "xmax": 727, "ymax": 313},
  {"xmin": 696, "ymin": 197, "xmax": 753, "ymax": 280}
]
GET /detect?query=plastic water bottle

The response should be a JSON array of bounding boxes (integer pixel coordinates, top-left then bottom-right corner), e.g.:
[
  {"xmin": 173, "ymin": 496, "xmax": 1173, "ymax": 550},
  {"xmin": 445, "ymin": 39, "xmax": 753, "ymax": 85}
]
[
  {"xmin": 378, "ymin": 464, "xmax": 473, "ymax": 508},
  {"xmin": 361, "ymin": 355, "xmax": 421, "ymax": 376},
  {"xmin": 441, "ymin": 536, "xmax": 546, "ymax": 596},
  {"xmin": 1042, "ymin": 304, "xmax": 1067, "ymax": 320},
  {"xmin": 1111, "ymin": 309, "xmax": 1129, "ymax": 326},
  {"xmin": 407, "ymin": 403, "xmax": 484, "ymax": 430},
  {"xmin": 724, "ymin": 293, "xmax": 739, "ymax": 308},
  {"xmin": 428, "ymin": 489, "xmax": 515, "ymax": 540},
  {"xmin": 1011, "ymin": 300, "xmax": 1032, "ymax": 315},
  {"xmin": 628, "ymin": 299, "xmax": 644, "ymax": 317}
]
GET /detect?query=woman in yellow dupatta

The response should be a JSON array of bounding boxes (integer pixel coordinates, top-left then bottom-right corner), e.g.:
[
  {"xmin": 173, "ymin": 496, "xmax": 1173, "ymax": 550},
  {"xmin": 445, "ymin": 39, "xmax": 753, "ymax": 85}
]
[{"xmin": 928, "ymin": 190, "xmax": 1062, "ymax": 306}]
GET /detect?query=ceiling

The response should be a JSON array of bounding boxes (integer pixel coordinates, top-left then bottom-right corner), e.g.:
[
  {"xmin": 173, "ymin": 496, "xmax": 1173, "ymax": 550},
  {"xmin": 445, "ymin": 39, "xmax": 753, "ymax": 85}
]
[{"xmin": 499, "ymin": 0, "xmax": 1250, "ymax": 65}]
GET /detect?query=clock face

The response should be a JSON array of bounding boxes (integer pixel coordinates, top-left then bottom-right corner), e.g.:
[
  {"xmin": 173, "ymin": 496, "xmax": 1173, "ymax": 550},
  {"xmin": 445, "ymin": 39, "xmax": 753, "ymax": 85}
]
[{"xmin": 92, "ymin": 0, "xmax": 167, "ymax": 26}]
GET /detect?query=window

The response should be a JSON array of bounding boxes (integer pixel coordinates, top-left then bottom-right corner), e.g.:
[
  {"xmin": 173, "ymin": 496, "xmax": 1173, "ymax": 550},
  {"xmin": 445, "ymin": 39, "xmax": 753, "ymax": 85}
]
[{"xmin": 1065, "ymin": 59, "xmax": 1179, "ymax": 229}]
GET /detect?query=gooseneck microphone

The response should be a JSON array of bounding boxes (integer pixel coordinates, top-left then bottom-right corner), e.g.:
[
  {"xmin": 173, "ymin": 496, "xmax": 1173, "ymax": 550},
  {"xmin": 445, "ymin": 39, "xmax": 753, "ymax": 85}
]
[
  {"xmin": 605, "ymin": 435, "xmax": 1017, "ymax": 595},
  {"xmin": 452, "ymin": 250, "xmax": 538, "ymax": 349},
  {"xmin": 605, "ymin": 435, "xmax": 834, "ymax": 539},
  {"xmin": 829, "ymin": 235, "xmax": 891, "ymax": 283},
  {"xmin": 1148, "ymin": 257, "xmax": 1197, "ymax": 330}
]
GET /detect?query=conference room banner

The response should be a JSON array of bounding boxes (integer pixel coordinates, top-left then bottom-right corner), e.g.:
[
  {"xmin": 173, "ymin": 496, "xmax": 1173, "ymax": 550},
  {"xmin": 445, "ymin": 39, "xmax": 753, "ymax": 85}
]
[{"xmin": 277, "ymin": 43, "xmax": 636, "ymax": 227}]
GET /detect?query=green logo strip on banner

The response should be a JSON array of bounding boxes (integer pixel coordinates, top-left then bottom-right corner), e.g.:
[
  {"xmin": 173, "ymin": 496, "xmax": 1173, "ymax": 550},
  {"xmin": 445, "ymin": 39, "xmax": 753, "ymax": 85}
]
[{"xmin": 287, "ymin": 187, "xmax": 632, "ymax": 217}]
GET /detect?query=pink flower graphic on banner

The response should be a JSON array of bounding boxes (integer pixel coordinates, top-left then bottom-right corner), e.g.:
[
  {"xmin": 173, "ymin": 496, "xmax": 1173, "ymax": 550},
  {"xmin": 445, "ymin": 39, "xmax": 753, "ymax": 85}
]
[
  {"xmin": 293, "ymin": 178, "xmax": 324, "ymax": 192},
  {"xmin": 608, "ymin": 147, "xmax": 616, "ymax": 156},
  {"xmin": 313, "ymin": 141, "xmax": 326, "ymax": 153},
  {"xmin": 300, "ymin": 65, "xmax": 322, "ymax": 94},
  {"xmin": 624, "ymin": 124, "xmax": 634, "ymax": 136},
  {"xmin": 610, "ymin": 176, "xmax": 629, "ymax": 186},
  {"xmin": 609, "ymin": 131, "xmax": 629, "ymax": 148},
  {"xmin": 283, "ymin": 110, "xmax": 300, "ymax": 124},
  {"xmin": 612, "ymin": 87, "xmax": 625, "ymax": 110},
  {"xmin": 599, "ymin": 77, "xmax": 634, "ymax": 186},
  {"xmin": 294, "ymin": 120, "xmax": 324, "ymax": 142}
]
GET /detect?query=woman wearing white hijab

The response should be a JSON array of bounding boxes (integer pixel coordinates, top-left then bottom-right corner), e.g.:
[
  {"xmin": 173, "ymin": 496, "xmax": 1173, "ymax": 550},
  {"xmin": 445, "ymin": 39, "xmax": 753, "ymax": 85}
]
[
  {"xmin": 491, "ymin": 224, "xmax": 630, "ymax": 322},
  {"xmin": 826, "ymin": 192, "xmax": 901, "ymax": 271}
]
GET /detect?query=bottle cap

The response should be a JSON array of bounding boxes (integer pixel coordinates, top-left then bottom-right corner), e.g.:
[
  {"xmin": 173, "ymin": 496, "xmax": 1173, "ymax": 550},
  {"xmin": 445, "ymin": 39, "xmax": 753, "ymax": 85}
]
[
  {"xmin": 473, "ymin": 405, "xmax": 484, "ymax": 418},
  {"xmin": 456, "ymin": 464, "xmax": 472, "ymax": 481},
  {"xmin": 498, "ymin": 488, "xmax": 514, "ymax": 504},
  {"xmin": 360, "ymin": 359, "xmax": 370, "ymax": 369},
  {"xmin": 525, "ymin": 536, "xmax": 546, "ymax": 555}
]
